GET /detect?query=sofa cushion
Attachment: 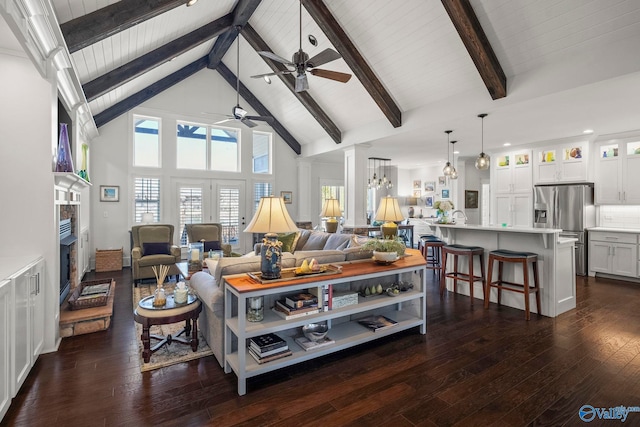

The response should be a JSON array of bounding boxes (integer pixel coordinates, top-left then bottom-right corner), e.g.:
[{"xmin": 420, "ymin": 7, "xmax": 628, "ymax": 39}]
[
  {"xmin": 324, "ymin": 233, "xmax": 351, "ymax": 250},
  {"xmin": 277, "ymin": 231, "xmax": 300, "ymax": 253},
  {"xmin": 300, "ymin": 231, "xmax": 330, "ymax": 250},
  {"xmin": 138, "ymin": 225, "xmax": 172, "ymax": 244},
  {"xmin": 295, "ymin": 229, "xmax": 312, "ymax": 250},
  {"xmin": 190, "ymin": 271, "xmax": 221, "ymax": 309},
  {"xmin": 203, "ymin": 240, "xmax": 221, "ymax": 252},
  {"xmin": 213, "ymin": 253, "xmax": 296, "ymax": 284},
  {"xmin": 142, "ymin": 242, "xmax": 171, "ymax": 256},
  {"xmin": 294, "ymin": 250, "xmax": 346, "ymax": 266}
]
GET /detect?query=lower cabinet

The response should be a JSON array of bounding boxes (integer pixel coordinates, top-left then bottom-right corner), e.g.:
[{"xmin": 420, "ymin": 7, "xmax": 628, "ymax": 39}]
[
  {"xmin": 223, "ymin": 254, "xmax": 427, "ymax": 395},
  {"xmin": 589, "ymin": 232, "xmax": 638, "ymax": 277},
  {"xmin": 494, "ymin": 193, "xmax": 532, "ymax": 227},
  {"xmin": 1, "ymin": 256, "xmax": 45, "ymax": 422}
]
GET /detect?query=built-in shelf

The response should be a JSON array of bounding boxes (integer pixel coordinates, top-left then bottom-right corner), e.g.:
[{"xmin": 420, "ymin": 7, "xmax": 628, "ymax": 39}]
[{"xmin": 53, "ymin": 172, "xmax": 92, "ymax": 192}]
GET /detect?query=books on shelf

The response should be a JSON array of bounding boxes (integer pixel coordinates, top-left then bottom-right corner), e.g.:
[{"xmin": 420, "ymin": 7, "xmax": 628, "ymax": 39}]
[
  {"xmin": 248, "ymin": 347, "xmax": 293, "ymax": 364},
  {"xmin": 294, "ymin": 335, "xmax": 335, "ymax": 351},
  {"xmin": 309, "ymin": 284, "xmax": 333, "ymax": 311},
  {"xmin": 272, "ymin": 303, "xmax": 320, "ymax": 320},
  {"xmin": 248, "ymin": 333, "xmax": 287, "ymax": 353},
  {"xmin": 284, "ymin": 292, "xmax": 318, "ymax": 309},
  {"xmin": 357, "ymin": 315, "xmax": 398, "ymax": 332},
  {"xmin": 274, "ymin": 300, "xmax": 318, "ymax": 315}
]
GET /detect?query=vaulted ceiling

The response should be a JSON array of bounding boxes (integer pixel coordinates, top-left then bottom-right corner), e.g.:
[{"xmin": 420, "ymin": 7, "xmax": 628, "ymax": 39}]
[{"xmin": 49, "ymin": 0, "xmax": 640, "ymax": 168}]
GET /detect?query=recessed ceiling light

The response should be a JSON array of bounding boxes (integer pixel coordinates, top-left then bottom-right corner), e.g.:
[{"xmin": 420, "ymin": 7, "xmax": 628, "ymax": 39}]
[
  {"xmin": 308, "ymin": 35, "xmax": 317, "ymax": 46},
  {"xmin": 503, "ymin": 143, "xmax": 511, "ymax": 146},
  {"xmin": 186, "ymin": 0, "xmax": 198, "ymax": 6},
  {"xmin": 453, "ymin": 151, "xmax": 460, "ymax": 154},
  {"xmin": 583, "ymin": 129, "xmax": 594, "ymax": 134},
  {"xmin": 263, "ymin": 76, "xmax": 271, "ymax": 84}
]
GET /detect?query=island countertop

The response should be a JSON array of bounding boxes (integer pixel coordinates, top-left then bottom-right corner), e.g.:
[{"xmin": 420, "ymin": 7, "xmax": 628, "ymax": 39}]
[{"xmin": 433, "ymin": 223, "xmax": 562, "ymax": 234}]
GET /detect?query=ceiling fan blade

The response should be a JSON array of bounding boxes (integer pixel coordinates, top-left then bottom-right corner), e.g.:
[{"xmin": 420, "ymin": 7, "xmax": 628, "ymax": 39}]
[
  {"xmin": 214, "ymin": 118, "xmax": 234, "ymax": 125},
  {"xmin": 307, "ymin": 48, "xmax": 341, "ymax": 68},
  {"xmin": 245, "ymin": 115, "xmax": 274, "ymax": 124},
  {"xmin": 241, "ymin": 118, "xmax": 258, "ymax": 128},
  {"xmin": 258, "ymin": 51, "xmax": 294, "ymax": 66},
  {"xmin": 309, "ymin": 68, "xmax": 352, "ymax": 83},
  {"xmin": 250, "ymin": 70, "xmax": 292, "ymax": 79}
]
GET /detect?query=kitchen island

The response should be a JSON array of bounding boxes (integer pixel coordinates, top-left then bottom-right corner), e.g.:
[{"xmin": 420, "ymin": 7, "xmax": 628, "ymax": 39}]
[{"xmin": 433, "ymin": 223, "xmax": 576, "ymax": 317}]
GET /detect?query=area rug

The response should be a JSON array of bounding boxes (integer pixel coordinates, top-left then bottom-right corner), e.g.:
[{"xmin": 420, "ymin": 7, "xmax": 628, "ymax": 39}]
[{"xmin": 133, "ymin": 282, "xmax": 213, "ymax": 372}]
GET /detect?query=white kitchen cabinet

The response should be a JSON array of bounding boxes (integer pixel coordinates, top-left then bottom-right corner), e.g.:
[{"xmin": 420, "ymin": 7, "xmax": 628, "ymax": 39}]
[
  {"xmin": 494, "ymin": 193, "xmax": 532, "ymax": 227},
  {"xmin": 594, "ymin": 139, "xmax": 640, "ymax": 204},
  {"xmin": 534, "ymin": 142, "xmax": 588, "ymax": 184},
  {"xmin": 493, "ymin": 150, "xmax": 532, "ymax": 194},
  {"xmin": 0, "ymin": 280, "xmax": 11, "ymax": 421},
  {"xmin": 589, "ymin": 232, "xmax": 637, "ymax": 277}
]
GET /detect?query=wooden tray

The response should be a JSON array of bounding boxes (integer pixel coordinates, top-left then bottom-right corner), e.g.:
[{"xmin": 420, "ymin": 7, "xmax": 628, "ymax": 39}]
[
  {"xmin": 247, "ymin": 264, "xmax": 342, "ymax": 284},
  {"xmin": 67, "ymin": 279, "xmax": 114, "ymax": 310}
]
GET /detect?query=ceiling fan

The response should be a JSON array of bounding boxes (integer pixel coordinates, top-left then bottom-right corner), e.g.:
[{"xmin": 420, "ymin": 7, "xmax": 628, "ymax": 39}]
[
  {"xmin": 214, "ymin": 33, "xmax": 274, "ymax": 128},
  {"xmin": 250, "ymin": 1, "xmax": 352, "ymax": 92}
]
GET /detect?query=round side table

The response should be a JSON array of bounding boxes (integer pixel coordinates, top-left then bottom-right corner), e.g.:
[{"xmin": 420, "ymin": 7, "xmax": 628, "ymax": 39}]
[{"xmin": 134, "ymin": 293, "xmax": 202, "ymax": 363}]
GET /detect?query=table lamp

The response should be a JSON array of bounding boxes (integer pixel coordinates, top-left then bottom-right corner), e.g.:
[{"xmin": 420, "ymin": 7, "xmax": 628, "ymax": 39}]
[
  {"xmin": 320, "ymin": 198, "xmax": 342, "ymax": 233},
  {"xmin": 244, "ymin": 196, "xmax": 298, "ymax": 280},
  {"xmin": 375, "ymin": 196, "xmax": 404, "ymax": 239}
]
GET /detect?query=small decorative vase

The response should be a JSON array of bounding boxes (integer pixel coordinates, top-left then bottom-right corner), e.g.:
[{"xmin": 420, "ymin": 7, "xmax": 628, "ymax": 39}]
[
  {"xmin": 247, "ymin": 296, "xmax": 264, "ymax": 322},
  {"xmin": 408, "ymin": 206, "xmax": 414, "ymax": 218},
  {"xmin": 152, "ymin": 285, "xmax": 166, "ymax": 307},
  {"xmin": 55, "ymin": 123, "xmax": 74, "ymax": 172},
  {"xmin": 260, "ymin": 234, "xmax": 282, "ymax": 280},
  {"xmin": 78, "ymin": 143, "xmax": 89, "ymax": 182}
]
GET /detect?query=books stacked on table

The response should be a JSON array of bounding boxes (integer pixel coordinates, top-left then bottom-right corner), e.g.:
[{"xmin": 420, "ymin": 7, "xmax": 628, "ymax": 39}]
[
  {"xmin": 294, "ymin": 335, "xmax": 335, "ymax": 351},
  {"xmin": 248, "ymin": 333, "xmax": 292, "ymax": 364},
  {"xmin": 272, "ymin": 292, "xmax": 320, "ymax": 320},
  {"xmin": 357, "ymin": 315, "xmax": 398, "ymax": 332}
]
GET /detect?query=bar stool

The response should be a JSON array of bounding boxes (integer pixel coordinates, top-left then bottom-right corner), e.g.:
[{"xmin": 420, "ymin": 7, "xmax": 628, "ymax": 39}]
[
  {"xmin": 484, "ymin": 249, "xmax": 541, "ymax": 320},
  {"xmin": 417, "ymin": 234, "xmax": 437, "ymax": 253},
  {"xmin": 420, "ymin": 236, "xmax": 445, "ymax": 275},
  {"xmin": 440, "ymin": 244, "xmax": 486, "ymax": 303}
]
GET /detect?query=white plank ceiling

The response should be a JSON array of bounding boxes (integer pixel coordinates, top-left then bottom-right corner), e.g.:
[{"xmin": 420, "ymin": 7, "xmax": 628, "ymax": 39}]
[{"xmin": 48, "ymin": 0, "xmax": 640, "ymax": 168}]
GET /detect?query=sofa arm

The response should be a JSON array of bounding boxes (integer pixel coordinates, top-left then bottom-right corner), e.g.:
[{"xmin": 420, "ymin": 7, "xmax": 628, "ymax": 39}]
[
  {"xmin": 132, "ymin": 247, "xmax": 142, "ymax": 260},
  {"xmin": 253, "ymin": 243, "xmax": 262, "ymax": 255},
  {"xmin": 170, "ymin": 245, "xmax": 181, "ymax": 259}
]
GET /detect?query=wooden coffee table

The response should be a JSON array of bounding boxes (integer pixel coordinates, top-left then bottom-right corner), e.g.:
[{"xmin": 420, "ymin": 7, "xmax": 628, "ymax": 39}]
[{"xmin": 133, "ymin": 293, "xmax": 202, "ymax": 363}]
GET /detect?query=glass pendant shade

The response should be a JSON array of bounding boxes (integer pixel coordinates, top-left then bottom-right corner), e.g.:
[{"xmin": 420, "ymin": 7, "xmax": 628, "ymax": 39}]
[
  {"xmin": 450, "ymin": 167, "xmax": 458, "ymax": 180},
  {"xmin": 442, "ymin": 162, "xmax": 453, "ymax": 176},
  {"xmin": 475, "ymin": 152, "xmax": 490, "ymax": 170}
]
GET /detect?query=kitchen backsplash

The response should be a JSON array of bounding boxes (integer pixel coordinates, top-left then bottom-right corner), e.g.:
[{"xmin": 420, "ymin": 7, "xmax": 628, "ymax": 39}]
[{"xmin": 598, "ymin": 205, "xmax": 640, "ymax": 229}]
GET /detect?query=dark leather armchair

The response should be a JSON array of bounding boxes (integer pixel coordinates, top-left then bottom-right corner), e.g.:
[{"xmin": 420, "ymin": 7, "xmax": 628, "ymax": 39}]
[{"xmin": 131, "ymin": 224, "xmax": 181, "ymax": 284}]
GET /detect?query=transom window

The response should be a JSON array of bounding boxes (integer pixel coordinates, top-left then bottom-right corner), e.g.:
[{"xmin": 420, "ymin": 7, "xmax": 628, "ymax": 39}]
[
  {"xmin": 175, "ymin": 122, "xmax": 240, "ymax": 172},
  {"xmin": 252, "ymin": 131, "xmax": 271, "ymax": 174},
  {"xmin": 133, "ymin": 116, "xmax": 160, "ymax": 168}
]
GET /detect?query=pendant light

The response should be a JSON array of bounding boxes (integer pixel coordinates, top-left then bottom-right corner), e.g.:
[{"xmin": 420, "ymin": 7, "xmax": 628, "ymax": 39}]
[
  {"xmin": 450, "ymin": 140, "xmax": 458, "ymax": 180},
  {"xmin": 475, "ymin": 113, "xmax": 490, "ymax": 170},
  {"xmin": 443, "ymin": 130, "xmax": 453, "ymax": 176}
]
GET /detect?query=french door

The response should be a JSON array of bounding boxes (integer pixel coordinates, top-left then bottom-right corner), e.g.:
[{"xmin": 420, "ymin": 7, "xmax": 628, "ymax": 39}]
[{"xmin": 172, "ymin": 179, "xmax": 248, "ymax": 253}]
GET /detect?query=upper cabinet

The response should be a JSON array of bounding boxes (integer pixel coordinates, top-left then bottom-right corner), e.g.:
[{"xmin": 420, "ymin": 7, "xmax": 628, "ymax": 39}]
[
  {"xmin": 493, "ymin": 149, "xmax": 532, "ymax": 194},
  {"xmin": 594, "ymin": 138, "xmax": 640, "ymax": 204},
  {"xmin": 534, "ymin": 140, "xmax": 589, "ymax": 184}
]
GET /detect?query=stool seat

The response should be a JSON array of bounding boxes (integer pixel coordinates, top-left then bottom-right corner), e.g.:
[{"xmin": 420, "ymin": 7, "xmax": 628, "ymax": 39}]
[
  {"xmin": 484, "ymin": 250, "xmax": 541, "ymax": 320},
  {"xmin": 441, "ymin": 245, "xmax": 486, "ymax": 303}
]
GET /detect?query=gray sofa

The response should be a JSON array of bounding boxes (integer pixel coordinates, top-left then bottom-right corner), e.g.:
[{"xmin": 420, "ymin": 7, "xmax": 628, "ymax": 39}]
[{"xmin": 189, "ymin": 229, "xmax": 373, "ymax": 367}]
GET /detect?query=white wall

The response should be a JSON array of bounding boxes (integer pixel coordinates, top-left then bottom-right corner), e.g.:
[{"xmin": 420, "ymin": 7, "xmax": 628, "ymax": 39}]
[
  {"xmin": 89, "ymin": 69, "xmax": 300, "ymax": 260},
  {"xmin": 0, "ymin": 28, "xmax": 58, "ymax": 352},
  {"xmin": 462, "ymin": 158, "xmax": 490, "ymax": 225}
]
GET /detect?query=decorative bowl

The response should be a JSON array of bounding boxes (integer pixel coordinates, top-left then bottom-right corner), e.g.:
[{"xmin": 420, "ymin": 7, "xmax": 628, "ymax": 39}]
[
  {"xmin": 302, "ymin": 323, "xmax": 329, "ymax": 342},
  {"xmin": 372, "ymin": 251, "xmax": 398, "ymax": 263}
]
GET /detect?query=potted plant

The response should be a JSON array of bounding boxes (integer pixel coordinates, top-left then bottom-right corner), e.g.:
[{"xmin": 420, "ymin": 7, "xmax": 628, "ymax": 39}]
[{"xmin": 361, "ymin": 237, "xmax": 406, "ymax": 262}]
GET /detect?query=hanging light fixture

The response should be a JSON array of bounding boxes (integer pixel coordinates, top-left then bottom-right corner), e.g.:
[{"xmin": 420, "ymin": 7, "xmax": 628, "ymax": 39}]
[
  {"xmin": 450, "ymin": 140, "xmax": 458, "ymax": 180},
  {"xmin": 443, "ymin": 130, "xmax": 454, "ymax": 176},
  {"xmin": 475, "ymin": 113, "xmax": 490, "ymax": 170},
  {"xmin": 368, "ymin": 157, "xmax": 392, "ymax": 190}
]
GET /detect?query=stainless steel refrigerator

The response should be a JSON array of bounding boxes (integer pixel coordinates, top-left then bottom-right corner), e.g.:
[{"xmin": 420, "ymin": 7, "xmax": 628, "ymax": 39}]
[{"xmin": 534, "ymin": 183, "xmax": 595, "ymax": 275}]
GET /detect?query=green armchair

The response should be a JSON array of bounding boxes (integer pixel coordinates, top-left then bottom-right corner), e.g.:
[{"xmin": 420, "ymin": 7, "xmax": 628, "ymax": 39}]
[
  {"xmin": 185, "ymin": 223, "xmax": 236, "ymax": 257},
  {"xmin": 131, "ymin": 224, "xmax": 181, "ymax": 284}
]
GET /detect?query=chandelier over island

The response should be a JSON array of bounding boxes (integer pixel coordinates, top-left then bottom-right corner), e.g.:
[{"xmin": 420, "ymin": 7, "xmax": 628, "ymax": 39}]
[{"xmin": 367, "ymin": 157, "xmax": 393, "ymax": 190}]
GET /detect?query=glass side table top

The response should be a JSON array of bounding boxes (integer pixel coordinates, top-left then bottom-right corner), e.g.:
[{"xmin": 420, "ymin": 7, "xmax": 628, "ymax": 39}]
[{"xmin": 138, "ymin": 293, "xmax": 198, "ymax": 310}]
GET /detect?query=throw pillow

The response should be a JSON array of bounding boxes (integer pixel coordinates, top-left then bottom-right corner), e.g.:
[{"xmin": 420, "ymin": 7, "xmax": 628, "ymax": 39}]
[
  {"xmin": 142, "ymin": 242, "xmax": 171, "ymax": 256},
  {"xmin": 277, "ymin": 231, "xmax": 300, "ymax": 253},
  {"xmin": 348, "ymin": 235, "xmax": 370, "ymax": 248},
  {"xmin": 324, "ymin": 233, "xmax": 351, "ymax": 250},
  {"xmin": 203, "ymin": 240, "xmax": 221, "ymax": 252}
]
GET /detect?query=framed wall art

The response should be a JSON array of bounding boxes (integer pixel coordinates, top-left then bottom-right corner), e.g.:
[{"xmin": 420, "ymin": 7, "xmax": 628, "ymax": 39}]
[
  {"xmin": 465, "ymin": 190, "xmax": 479, "ymax": 209},
  {"xmin": 425, "ymin": 196, "xmax": 433, "ymax": 207},
  {"xmin": 413, "ymin": 180, "xmax": 421, "ymax": 189},
  {"xmin": 424, "ymin": 181, "xmax": 435, "ymax": 192},
  {"xmin": 441, "ymin": 189, "xmax": 450, "ymax": 199},
  {"xmin": 100, "ymin": 185, "xmax": 119, "ymax": 202},
  {"xmin": 413, "ymin": 189, "xmax": 421, "ymax": 198},
  {"xmin": 438, "ymin": 176, "xmax": 446, "ymax": 185},
  {"xmin": 281, "ymin": 191, "xmax": 292, "ymax": 204}
]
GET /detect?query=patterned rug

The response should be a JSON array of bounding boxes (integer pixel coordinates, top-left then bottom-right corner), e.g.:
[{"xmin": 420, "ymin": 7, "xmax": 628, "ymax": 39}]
[{"xmin": 133, "ymin": 282, "xmax": 213, "ymax": 372}]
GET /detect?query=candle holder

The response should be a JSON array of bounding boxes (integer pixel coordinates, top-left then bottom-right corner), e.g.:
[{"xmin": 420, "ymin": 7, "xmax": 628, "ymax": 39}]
[
  {"xmin": 188, "ymin": 242, "xmax": 204, "ymax": 272},
  {"xmin": 247, "ymin": 296, "xmax": 264, "ymax": 322}
]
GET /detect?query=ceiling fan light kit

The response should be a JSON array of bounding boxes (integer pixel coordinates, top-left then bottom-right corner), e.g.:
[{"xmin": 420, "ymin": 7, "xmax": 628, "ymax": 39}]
[
  {"xmin": 475, "ymin": 113, "xmax": 490, "ymax": 170},
  {"xmin": 251, "ymin": 1, "xmax": 352, "ymax": 92}
]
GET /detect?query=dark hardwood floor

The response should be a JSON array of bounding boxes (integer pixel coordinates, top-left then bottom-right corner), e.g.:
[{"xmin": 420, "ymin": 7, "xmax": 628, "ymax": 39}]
[{"xmin": 3, "ymin": 269, "xmax": 640, "ymax": 427}]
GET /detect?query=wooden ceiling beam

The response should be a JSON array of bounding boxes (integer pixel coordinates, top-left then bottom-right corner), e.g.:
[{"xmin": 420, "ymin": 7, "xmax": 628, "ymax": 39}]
[
  {"xmin": 216, "ymin": 62, "xmax": 301, "ymax": 155},
  {"xmin": 208, "ymin": 0, "xmax": 262, "ymax": 69},
  {"xmin": 302, "ymin": 0, "xmax": 402, "ymax": 128},
  {"xmin": 61, "ymin": 0, "xmax": 187, "ymax": 53},
  {"xmin": 441, "ymin": 0, "xmax": 507, "ymax": 100},
  {"xmin": 94, "ymin": 56, "xmax": 208, "ymax": 128},
  {"xmin": 242, "ymin": 23, "xmax": 342, "ymax": 144},
  {"xmin": 83, "ymin": 14, "xmax": 233, "ymax": 102}
]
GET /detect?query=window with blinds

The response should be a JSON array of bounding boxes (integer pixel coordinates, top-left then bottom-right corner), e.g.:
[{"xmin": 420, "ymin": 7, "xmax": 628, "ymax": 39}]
[
  {"xmin": 321, "ymin": 185, "xmax": 345, "ymax": 211},
  {"xmin": 219, "ymin": 188, "xmax": 240, "ymax": 244},
  {"xmin": 134, "ymin": 177, "xmax": 161, "ymax": 223},
  {"xmin": 253, "ymin": 182, "xmax": 272, "ymax": 212},
  {"xmin": 178, "ymin": 187, "xmax": 203, "ymax": 245}
]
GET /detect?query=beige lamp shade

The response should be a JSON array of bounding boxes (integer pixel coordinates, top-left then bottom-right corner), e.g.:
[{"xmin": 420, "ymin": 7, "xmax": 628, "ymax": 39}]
[
  {"xmin": 321, "ymin": 198, "xmax": 342, "ymax": 233},
  {"xmin": 244, "ymin": 196, "xmax": 299, "ymax": 234},
  {"xmin": 375, "ymin": 196, "xmax": 404, "ymax": 239}
]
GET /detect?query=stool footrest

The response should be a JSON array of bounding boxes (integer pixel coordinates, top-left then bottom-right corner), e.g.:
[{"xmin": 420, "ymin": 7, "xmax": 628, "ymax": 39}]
[
  {"xmin": 489, "ymin": 280, "xmax": 539, "ymax": 294},
  {"xmin": 445, "ymin": 272, "xmax": 484, "ymax": 282}
]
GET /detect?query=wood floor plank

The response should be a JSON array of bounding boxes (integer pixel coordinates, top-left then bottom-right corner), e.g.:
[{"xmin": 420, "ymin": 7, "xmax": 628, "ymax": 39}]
[{"xmin": 3, "ymin": 268, "xmax": 640, "ymax": 426}]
